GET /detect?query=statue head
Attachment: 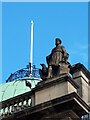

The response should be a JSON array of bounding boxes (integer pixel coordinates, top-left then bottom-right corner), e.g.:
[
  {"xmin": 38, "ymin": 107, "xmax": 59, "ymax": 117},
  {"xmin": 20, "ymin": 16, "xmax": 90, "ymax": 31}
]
[{"xmin": 55, "ymin": 38, "xmax": 62, "ymax": 46}]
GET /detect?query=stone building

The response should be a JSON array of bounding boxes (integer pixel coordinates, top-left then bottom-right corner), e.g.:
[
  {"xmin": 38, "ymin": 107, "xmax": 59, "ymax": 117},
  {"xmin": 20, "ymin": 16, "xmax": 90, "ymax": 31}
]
[{"xmin": 0, "ymin": 38, "xmax": 90, "ymax": 120}]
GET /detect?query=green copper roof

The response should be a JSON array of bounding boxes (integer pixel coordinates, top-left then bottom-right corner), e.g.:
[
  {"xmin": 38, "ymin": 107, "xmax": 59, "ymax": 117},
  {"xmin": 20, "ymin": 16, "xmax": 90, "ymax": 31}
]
[{"xmin": 0, "ymin": 78, "xmax": 40, "ymax": 102}]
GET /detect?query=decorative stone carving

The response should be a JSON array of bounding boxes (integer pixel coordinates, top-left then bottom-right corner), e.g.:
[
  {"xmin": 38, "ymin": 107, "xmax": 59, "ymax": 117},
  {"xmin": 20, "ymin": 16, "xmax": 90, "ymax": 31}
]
[
  {"xmin": 39, "ymin": 38, "xmax": 71, "ymax": 80},
  {"xmin": 39, "ymin": 64, "xmax": 48, "ymax": 80}
]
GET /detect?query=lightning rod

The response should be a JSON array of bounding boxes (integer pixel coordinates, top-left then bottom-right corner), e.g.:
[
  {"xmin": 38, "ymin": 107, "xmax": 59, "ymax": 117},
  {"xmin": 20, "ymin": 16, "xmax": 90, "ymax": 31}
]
[{"xmin": 30, "ymin": 20, "xmax": 34, "ymax": 77}]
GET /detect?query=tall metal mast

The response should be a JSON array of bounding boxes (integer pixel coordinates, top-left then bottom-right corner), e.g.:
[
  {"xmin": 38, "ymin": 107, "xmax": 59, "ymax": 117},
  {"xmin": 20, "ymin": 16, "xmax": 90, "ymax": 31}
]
[
  {"xmin": 30, "ymin": 20, "xmax": 34, "ymax": 77},
  {"xmin": 6, "ymin": 20, "xmax": 40, "ymax": 82}
]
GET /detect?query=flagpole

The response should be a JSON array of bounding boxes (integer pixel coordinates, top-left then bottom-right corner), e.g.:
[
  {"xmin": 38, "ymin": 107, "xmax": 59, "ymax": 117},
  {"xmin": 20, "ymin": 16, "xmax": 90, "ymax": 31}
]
[{"xmin": 30, "ymin": 20, "xmax": 34, "ymax": 77}]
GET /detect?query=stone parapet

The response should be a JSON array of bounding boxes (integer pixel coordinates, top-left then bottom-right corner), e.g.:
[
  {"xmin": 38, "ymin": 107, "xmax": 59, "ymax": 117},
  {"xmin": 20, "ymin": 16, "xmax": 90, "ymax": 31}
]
[{"xmin": 35, "ymin": 74, "xmax": 79, "ymax": 105}]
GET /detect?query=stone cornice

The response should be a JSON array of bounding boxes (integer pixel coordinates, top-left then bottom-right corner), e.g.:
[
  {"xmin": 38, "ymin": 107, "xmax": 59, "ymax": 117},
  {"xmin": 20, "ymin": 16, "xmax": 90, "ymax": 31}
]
[
  {"xmin": 70, "ymin": 63, "xmax": 90, "ymax": 81},
  {"xmin": 35, "ymin": 74, "xmax": 79, "ymax": 91}
]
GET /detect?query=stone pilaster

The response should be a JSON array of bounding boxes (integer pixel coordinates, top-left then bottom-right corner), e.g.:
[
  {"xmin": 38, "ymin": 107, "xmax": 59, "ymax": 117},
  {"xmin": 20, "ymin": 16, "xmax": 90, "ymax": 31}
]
[{"xmin": 71, "ymin": 63, "xmax": 90, "ymax": 105}]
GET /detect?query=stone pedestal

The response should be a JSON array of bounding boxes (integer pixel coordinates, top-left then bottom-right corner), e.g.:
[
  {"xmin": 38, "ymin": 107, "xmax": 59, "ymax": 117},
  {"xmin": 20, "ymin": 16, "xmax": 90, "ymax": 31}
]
[
  {"xmin": 30, "ymin": 92, "xmax": 89, "ymax": 120},
  {"xmin": 33, "ymin": 74, "xmax": 89, "ymax": 119},
  {"xmin": 35, "ymin": 74, "xmax": 78, "ymax": 105}
]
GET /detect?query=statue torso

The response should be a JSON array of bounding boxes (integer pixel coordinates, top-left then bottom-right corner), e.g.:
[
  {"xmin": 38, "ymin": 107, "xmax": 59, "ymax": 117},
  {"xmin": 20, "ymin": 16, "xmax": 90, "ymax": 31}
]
[{"xmin": 48, "ymin": 46, "xmax": 64, "ymax": 65}]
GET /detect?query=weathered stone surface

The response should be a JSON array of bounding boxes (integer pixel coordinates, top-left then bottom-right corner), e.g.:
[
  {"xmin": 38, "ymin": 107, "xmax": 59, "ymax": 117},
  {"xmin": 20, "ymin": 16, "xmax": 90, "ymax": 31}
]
[
  {"xmin": 71, "ymin": 63, "xmax": 90, "ymax": 105},
  {"xmin": 35, "ymin": 75, "xmax": 78, "ymax": 105},
  {"xmin": 39, "ymin": 38, "xmax": 71, "ymax": 80}
]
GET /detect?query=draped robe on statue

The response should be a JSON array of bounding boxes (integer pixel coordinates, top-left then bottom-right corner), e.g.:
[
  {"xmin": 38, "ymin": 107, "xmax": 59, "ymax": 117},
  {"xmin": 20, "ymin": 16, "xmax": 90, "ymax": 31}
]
[{"xmin": 46, "ymin": 45, "xmax": 67, "ymax": 66}]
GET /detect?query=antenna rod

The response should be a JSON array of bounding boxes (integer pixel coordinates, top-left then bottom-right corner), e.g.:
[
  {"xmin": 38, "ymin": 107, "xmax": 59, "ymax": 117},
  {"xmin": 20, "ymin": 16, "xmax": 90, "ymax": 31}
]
[{"xmin": 30, "ymin": 20, "xmax": 34, "ymax": 77}]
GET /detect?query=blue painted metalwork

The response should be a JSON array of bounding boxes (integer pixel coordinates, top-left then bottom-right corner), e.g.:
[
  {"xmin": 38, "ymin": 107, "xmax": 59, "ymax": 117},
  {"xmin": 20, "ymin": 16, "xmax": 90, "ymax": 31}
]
[{"xmin": 6, "ymin": 63, "xmax": 40, "ymax": 82}]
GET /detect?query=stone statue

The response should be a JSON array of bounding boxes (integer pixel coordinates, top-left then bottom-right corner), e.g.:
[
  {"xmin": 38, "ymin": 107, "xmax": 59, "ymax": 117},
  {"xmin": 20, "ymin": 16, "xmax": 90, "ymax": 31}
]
[
  {"xmin": 39, "ymin": 64, "xmax": 48, "ymax": 80},
  {"xmin": 46, "ymin": 38, "xmax": 69, "ymax": 65},
  {"xmin": 39, "ymin": 38, "xmax": 70, "ymax": 80}
]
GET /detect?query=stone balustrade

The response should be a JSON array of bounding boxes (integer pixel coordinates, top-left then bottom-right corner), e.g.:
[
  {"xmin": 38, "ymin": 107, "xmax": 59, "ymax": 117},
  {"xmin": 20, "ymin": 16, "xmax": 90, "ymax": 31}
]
[{"xmin": 0, "ymin": 90, "xmax": 35, "ymax": 119}]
